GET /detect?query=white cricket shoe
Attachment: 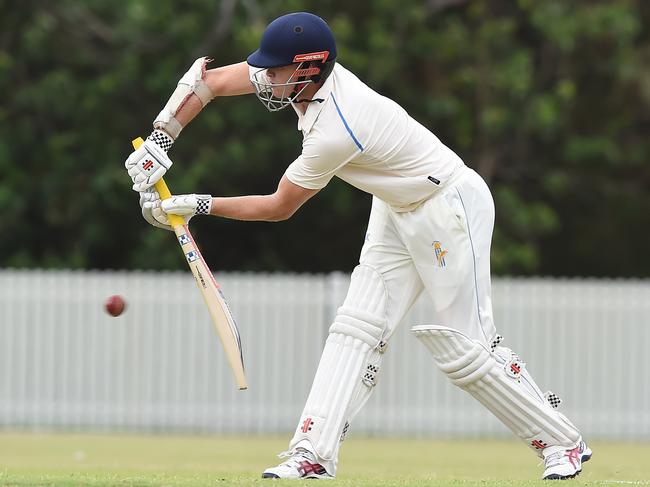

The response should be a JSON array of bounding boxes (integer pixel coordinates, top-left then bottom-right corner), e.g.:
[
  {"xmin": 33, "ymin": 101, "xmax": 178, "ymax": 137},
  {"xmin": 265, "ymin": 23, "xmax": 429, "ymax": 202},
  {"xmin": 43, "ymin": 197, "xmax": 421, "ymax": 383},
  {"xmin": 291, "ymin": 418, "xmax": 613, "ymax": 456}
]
[
  {"xmin": 262, "ymin": 447, "xmax": 333, "ymax": 479},
  {"xmin": 542, "ymin": 440, "xmax": 592, "ymax": 480}
]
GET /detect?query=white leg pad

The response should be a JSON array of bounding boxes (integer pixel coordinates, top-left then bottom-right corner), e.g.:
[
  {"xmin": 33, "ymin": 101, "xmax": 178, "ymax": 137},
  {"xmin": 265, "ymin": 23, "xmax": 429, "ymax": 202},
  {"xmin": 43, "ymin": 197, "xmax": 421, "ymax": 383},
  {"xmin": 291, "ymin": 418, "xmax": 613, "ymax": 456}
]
[
  {"xmin": 290, "ymin": 265, "xmax": 388, "ymax": 463},
  {"xmin": 412, "ymin": 325, "xmax": 581, "ymax": 454}
]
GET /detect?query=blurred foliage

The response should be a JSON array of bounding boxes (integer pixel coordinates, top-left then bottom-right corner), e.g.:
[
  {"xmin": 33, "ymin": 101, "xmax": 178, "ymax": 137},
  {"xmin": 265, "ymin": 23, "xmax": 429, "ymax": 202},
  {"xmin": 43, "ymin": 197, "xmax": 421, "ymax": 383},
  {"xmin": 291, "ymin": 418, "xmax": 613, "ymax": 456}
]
[{"xmin": 1, "ymin": 0, "xmax": 649, "ymax": 276}]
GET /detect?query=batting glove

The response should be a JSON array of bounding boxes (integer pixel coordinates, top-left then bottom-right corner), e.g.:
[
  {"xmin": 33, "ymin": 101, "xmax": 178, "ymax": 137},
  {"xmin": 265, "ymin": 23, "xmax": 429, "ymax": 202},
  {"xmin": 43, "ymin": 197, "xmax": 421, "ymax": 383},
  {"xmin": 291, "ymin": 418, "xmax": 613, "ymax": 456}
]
[
  {"xmin": 125, "ymin": 130, "xmax": 174, "ymax": 192},
  {"xmin": 139, "ymin": 188, "xmax": 173, "ymax": 231},
  {"xmin": 161, "ymin": 194, "xmax": 213, "ymax": 219}
]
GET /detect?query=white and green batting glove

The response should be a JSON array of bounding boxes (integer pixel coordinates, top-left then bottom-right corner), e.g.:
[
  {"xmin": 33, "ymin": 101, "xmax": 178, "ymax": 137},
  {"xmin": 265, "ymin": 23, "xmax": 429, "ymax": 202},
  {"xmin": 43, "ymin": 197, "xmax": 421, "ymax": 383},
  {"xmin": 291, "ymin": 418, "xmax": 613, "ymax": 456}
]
[{"xmin": 161, "ymin": 194, "xmax": 213, "ymax": 221}]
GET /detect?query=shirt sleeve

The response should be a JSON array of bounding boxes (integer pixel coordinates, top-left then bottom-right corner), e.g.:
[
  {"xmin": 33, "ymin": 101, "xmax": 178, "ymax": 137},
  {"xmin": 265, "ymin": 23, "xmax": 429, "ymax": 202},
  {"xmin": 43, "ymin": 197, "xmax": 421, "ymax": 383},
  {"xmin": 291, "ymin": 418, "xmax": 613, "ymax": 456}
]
[{"xmin": 285, "ymin": 129, "xmax": 358, "ymax": 190}]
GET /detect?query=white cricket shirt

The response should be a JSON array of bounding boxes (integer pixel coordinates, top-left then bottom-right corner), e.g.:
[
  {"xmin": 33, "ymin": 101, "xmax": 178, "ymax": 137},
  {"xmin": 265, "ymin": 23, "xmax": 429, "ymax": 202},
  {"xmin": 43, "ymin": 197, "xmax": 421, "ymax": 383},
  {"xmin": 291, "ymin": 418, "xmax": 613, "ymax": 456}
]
[{"xmin": 285, "ymin": 63, "xmax": 465, "ymax": 211}]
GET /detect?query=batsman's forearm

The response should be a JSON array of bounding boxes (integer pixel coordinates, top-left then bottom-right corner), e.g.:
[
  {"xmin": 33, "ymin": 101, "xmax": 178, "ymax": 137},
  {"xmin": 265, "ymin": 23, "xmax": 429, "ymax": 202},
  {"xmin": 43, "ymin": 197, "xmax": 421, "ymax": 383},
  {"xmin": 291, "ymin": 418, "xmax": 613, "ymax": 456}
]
[
  {"xmin": 210, "ymin": 194, "xmax": 292, "ymax": 222},
  {"xmin": 175, "ymin": 62, "xmax": 254, "ymax": 128},
  {"xmin": 206, "ymin": 62, "xmax": 255, "ymax": 97},
  {"xmin": 172, "ymin": 96, "xmax": 203, "ymax": 128}
]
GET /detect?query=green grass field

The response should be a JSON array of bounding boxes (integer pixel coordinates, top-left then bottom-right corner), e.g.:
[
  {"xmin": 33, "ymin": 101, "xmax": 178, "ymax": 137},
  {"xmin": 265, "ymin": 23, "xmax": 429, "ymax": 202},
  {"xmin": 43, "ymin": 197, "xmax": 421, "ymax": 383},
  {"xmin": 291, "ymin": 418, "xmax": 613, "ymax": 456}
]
[{"xmin": 0, "ymin": 433, "xmax": 648, "ymax": 486}]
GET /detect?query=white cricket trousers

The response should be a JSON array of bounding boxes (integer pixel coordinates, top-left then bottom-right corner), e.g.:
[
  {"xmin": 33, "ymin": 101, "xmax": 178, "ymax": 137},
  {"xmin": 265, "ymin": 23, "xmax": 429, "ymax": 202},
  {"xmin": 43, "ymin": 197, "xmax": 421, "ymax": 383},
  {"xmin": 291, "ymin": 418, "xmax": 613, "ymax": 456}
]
[
  {"xmin": 289, "ymin": 165, "xmax": 499, "ymax": 473},
  {"xmin": 361, "ymin": 165, "xmax": 496, "ymax": 345}
]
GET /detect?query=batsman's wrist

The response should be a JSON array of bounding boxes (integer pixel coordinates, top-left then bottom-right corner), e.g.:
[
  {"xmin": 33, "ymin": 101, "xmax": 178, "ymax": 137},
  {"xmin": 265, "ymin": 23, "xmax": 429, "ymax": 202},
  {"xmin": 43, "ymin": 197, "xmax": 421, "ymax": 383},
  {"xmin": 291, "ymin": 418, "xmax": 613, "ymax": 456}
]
[
  {"xmin": 147, "ymin": 129, "xmax": 174, "ymax": 152},
  {"xmin": 195, "ymin": 194, "xmax": 213, "ymax": 215}
]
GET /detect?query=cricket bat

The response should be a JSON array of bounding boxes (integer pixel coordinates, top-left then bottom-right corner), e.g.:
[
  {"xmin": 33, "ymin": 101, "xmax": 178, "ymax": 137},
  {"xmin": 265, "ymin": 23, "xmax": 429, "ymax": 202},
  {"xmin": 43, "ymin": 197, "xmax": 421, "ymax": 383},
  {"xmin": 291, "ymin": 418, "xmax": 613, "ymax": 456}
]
[{"xmin": 132, "ymin": 137, "xmax": 247, "ymax": 390}]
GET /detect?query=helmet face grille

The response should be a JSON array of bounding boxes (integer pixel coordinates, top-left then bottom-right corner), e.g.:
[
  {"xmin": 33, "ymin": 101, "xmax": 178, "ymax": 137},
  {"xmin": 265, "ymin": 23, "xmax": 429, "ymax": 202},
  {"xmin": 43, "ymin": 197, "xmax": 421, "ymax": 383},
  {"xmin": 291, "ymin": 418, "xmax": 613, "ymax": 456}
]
[{"xmin": 250, "ymin": 66, "xmax": 312, "ymax": 112}]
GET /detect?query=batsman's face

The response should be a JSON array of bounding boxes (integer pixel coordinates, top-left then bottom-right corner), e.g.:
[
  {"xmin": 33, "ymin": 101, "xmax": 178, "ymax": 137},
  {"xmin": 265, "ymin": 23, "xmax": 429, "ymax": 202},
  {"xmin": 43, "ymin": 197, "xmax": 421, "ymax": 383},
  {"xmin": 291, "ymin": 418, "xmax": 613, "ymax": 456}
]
[
  {"xmin": 266, "ymin": 64, "xmax": 301, "ymax": 97},
  {"xmin": 250, "ymin": 63, "xmax": 313, "ymax": 112}
]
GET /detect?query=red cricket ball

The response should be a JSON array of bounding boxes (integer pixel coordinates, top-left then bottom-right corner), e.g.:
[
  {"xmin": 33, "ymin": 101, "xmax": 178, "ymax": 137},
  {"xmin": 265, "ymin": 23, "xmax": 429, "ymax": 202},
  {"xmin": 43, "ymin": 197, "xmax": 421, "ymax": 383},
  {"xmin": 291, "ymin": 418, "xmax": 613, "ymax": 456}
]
[{"xmin": 105, "ymin": 295, "xmax": 126, "ymax": 317}]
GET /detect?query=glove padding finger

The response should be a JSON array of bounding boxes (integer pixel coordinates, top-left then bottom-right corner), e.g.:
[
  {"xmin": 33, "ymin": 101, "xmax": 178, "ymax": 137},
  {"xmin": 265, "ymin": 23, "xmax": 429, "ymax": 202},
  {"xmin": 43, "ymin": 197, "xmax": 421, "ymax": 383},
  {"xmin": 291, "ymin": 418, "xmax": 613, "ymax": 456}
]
[
  {"xmin": 139, "ymin": 188, "xmax": 160, "ymax": 209},
  {"xmin": 161, "ymin": 194, "xmax": 213, "ymax": 217},
  {"xmin": 139, "ymin": 189, "xmax": 173, "ymax": 231},
  {"xmin": 125, "ymin": 138, "xmax": 174, "ymax": 192}
]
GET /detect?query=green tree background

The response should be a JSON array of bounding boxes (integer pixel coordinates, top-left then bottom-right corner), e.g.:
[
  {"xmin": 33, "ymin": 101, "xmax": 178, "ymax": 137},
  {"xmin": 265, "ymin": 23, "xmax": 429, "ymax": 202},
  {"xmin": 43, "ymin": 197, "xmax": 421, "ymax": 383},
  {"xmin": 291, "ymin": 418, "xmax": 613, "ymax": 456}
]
[{"xmin": 1, "ymin": 0, "xmax": 649, "ymax": 276}]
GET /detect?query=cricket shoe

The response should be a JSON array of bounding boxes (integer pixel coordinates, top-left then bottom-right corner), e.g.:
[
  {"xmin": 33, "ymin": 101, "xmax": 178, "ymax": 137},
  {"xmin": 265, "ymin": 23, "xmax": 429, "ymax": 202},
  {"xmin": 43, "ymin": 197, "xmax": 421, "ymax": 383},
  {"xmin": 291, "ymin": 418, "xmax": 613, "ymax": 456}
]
[
  {"xmin": 262, "ymin": 447, "xmax": 333, "ymax": 479},
  {"xmin": 542, "ymin": 440, "xmax": 592, "ymax": 480}
]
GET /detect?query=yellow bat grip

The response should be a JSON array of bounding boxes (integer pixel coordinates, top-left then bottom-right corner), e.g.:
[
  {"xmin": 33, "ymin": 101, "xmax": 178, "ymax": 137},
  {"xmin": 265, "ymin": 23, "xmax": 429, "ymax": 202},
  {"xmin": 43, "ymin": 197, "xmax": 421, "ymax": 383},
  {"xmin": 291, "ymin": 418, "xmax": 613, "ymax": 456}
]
[{"xmin": 131, "ymin": 137, "xmax": 185, "ymax": 227}]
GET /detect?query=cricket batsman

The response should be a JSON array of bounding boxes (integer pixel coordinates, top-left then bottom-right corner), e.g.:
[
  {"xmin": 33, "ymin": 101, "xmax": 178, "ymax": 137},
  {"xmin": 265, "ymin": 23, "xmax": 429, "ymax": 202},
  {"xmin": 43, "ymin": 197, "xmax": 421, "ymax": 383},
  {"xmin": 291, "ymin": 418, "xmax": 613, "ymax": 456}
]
[{"xmin": 125, "ymin": 12, "xmax": 591, "ymax": 480}]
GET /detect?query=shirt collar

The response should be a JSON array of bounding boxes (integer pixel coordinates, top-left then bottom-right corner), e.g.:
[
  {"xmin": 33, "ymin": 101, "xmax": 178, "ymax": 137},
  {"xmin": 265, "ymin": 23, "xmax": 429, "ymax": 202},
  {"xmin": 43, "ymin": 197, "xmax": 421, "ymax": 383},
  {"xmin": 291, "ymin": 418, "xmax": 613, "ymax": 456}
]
[{"xmin": 292, "ymin": 64, "xmax": 336, "ymax": 134}]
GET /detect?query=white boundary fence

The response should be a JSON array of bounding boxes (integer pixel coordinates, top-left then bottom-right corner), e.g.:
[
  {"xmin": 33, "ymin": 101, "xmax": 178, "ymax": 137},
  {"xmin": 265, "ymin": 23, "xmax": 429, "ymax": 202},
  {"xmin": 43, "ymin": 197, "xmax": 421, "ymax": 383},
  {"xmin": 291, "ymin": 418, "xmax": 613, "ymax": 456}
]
[{"xmin": 0, "ymin": 270, "xmax": 648, "ymax": 440}]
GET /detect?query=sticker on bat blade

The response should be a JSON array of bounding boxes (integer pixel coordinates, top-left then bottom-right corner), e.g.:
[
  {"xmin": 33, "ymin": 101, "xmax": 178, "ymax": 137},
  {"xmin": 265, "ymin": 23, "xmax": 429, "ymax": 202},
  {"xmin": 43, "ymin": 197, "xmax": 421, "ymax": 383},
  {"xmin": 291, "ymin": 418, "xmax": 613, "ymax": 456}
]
[
  {"xmin": 195, "ymin": 267, "xmax": 208, "ymax": 289},
  {"xmin": 178, "ymin": 234, "xmax": 190, "ymax": 245},
  {"xmin": 186, "ymin": 250, "xmax": 199, "ymax": 263}
]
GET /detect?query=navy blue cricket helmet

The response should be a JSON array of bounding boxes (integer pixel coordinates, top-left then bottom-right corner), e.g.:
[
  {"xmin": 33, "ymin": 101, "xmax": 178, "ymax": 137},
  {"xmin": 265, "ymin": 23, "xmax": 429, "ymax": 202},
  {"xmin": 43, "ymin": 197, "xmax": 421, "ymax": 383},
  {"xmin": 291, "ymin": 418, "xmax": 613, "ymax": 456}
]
[
  {"xmin": 248, "ymin": 12, "xmax": 336, "ymax": 76},
  {"xmin": 248, "ymin": 12, "xmax": 337, "ymax": 111}
]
